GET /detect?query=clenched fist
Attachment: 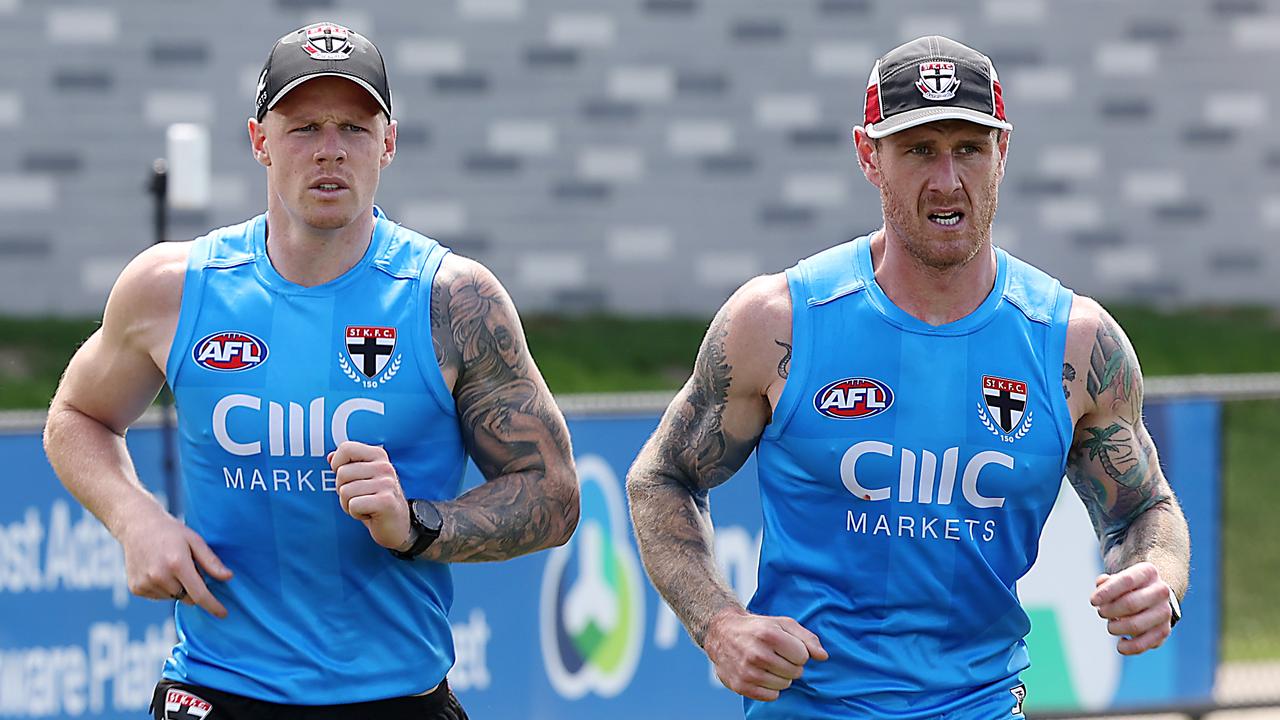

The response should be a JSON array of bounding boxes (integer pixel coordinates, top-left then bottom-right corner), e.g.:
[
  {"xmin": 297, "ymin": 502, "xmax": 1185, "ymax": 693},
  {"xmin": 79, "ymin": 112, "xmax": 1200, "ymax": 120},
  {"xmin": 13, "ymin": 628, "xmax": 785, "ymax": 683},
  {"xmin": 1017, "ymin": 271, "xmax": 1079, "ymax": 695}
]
[
  {"xmin": 703, "ymin": 607, "xmax": 829, "ymax": 702},
  {"xmin": 329, "ymin": 441, "xmax": 412, "ymax": 551},
  {"xmin": 1091, "ymin": 561, "xmax": 1178, "ymax": 656}
]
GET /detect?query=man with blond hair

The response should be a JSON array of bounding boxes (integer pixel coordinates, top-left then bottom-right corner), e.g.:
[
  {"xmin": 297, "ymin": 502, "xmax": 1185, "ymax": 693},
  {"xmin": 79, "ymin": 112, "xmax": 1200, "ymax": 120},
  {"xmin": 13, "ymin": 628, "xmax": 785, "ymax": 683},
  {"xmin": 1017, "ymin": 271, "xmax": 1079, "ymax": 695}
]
[{"xmin": 45, "ymin": 22, "xmax": 578, "ymax": 720}]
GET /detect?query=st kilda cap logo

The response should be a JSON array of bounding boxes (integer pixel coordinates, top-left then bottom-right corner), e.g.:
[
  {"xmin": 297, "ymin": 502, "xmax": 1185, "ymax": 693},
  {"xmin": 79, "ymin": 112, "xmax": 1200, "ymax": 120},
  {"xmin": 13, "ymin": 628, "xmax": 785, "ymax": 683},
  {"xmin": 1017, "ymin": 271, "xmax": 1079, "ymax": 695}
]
[
  {"xmin": 255, "ymin": 22, "xmax": 392, "ymax": 121},
  {"xmin": 860, "ymin": 35, "xmax": 1012, "ymax": 139}
]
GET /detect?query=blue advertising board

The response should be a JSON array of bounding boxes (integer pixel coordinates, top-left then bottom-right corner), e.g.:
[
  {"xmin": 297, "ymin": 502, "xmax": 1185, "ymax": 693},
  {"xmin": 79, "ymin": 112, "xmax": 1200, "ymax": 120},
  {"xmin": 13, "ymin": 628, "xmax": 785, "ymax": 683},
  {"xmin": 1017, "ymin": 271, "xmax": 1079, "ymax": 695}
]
[
  {"xmin": 0, "ymin": 429, "xmax": 175, "ymax": 718},
  {"xmin": 0, "ymin": 399, "xmax": 1219, "ymax": 718}
]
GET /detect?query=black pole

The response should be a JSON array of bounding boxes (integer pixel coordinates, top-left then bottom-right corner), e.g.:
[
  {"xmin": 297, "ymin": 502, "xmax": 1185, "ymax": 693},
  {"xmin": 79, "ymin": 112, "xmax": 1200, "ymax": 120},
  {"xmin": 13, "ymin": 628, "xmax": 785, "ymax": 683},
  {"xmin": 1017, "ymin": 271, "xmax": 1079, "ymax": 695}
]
[{"xmin": 148, "ymin": 159, "xmax": 180, "ymax": 517}]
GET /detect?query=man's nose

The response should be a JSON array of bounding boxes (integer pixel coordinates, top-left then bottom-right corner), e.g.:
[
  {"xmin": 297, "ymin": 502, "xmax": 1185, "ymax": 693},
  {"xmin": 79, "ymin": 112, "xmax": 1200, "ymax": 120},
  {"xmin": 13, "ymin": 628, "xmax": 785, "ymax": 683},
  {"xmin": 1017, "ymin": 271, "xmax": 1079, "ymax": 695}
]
[
  {"xmin": 927, "ymin": 155, "xmax": 961, "ymax": 194},
  {"xmin": 313, "ymin": 126, "xmax": 346, "ymax": 163}
]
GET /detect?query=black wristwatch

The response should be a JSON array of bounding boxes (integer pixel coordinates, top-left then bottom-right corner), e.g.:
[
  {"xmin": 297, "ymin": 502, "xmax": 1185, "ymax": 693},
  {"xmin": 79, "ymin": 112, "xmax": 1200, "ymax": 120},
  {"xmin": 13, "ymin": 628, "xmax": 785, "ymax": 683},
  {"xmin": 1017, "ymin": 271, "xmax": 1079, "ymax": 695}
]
[{"xmin": 391, "ymin": 499, "xmax": 443, "ymax": 560}]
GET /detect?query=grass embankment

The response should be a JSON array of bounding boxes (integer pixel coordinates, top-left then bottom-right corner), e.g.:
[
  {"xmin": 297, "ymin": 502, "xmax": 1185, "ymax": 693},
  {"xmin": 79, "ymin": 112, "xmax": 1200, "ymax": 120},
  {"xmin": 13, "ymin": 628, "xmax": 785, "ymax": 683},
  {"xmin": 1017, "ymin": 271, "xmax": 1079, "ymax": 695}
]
[
  {"xmin": 1, "ymin": 307, "xmax": 1278, "ymax": 660},
  {"xmin": 1221, "ymin": 400, "xmax": 1280, "ymax": 661},
  {"xmin": 0, "ymin": 316, "xmax": 99, "ymax": 409}
]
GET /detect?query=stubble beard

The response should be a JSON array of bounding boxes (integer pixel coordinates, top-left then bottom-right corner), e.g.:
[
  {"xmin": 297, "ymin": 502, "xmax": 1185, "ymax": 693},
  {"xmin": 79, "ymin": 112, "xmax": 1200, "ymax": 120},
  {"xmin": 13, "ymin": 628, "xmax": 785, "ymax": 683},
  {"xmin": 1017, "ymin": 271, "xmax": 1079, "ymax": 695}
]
[
  {"xmin": 294, "ymin": 187, "xmax": 366, "ymax": 231},
  {"xmin": 304, "ymin": 208, "xmax": 354, "ymax": 230},
  {"xmin": 879, "ymin": 173, "xmax": 1002, "ymax": 272}
]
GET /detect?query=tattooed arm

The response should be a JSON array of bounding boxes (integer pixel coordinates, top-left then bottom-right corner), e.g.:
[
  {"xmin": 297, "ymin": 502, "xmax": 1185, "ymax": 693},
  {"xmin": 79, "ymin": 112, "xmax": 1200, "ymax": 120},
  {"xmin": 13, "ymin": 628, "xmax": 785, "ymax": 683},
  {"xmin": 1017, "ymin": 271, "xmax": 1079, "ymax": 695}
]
[
  {"xmin": 626, "ymin": 274, "xmax": 825, "ymax": 703},
  {"xmin": 1063, "ymin": 296, "xmax": 1190, "ymax": 655},
  {"xmin": 421, "ymin": 255, "xmax": 578, "ymax": 562},
  {"xmin": 332, "ymin": 255, "xmax": 576, "ymax": 562}
]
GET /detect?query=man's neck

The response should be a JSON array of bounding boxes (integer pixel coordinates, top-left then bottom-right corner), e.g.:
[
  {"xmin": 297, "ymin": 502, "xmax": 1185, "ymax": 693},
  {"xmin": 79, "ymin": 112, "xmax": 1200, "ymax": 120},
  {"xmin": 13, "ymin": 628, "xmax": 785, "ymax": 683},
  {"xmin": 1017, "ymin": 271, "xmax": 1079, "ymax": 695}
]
[
  {"xmin": 263, "ymin": 203, "xmax": 376, "ymax": 287},
  {"xmin": 869, "ymin": 229, "xmax": 998, "ymax": 327}
]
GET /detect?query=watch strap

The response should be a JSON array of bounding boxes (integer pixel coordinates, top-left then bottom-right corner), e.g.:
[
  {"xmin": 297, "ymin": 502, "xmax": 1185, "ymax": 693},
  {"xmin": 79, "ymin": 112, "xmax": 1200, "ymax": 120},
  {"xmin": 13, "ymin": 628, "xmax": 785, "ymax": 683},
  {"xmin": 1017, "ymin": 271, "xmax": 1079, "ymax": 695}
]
[
  {"xmin": 1168, "ymin": 588, "xmax": 1182, "ymax": 629},
  {"xmin": 391, "ymin": 499, "xmax": 442, "ymax": 560}
]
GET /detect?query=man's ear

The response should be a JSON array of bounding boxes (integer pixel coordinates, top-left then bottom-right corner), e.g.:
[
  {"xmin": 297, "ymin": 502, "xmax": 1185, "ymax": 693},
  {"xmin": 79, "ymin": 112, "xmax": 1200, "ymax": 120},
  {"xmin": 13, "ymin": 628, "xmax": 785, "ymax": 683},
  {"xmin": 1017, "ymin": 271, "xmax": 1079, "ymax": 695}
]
[
  {"xmin": 380, "ymin": 119, "xmax": 397, "ymax": 169},
  {"xmin": 995, "ymin": 129, "xmax": 1011, "ymax": 182},
  {"xmin": 853, "ymin": 126, "xmax": 883, "ymax": 189},
  {"xmin": 248, "ymin": 117, "xmax": 270, "ymax": 168}
]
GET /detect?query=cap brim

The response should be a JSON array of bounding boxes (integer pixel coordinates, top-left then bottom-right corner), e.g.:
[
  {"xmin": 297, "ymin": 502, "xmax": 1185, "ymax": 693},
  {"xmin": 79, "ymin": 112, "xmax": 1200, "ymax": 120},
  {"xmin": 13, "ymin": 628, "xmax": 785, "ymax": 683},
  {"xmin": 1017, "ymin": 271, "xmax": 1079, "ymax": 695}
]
[
  {"xmin": 266, "ymin": 72, "xmax": 392, "ymax": 119},
  {"xmin": 862, "ymin": 106, "xmax": 1012, "ymax": 139}
]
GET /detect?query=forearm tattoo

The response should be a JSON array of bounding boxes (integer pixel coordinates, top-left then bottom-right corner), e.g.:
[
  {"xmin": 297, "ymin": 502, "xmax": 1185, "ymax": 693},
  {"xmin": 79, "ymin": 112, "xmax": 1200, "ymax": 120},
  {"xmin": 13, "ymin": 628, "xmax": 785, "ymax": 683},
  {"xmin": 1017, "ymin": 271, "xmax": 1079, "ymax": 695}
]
[
  {"xmin": 627, "ymin": 309, "xmax": 763, "ymax": 647},
  {"xmin": 424, "ymin": 266, "xmax": 576, "ymax": 563},
  {"xmin": 1066, "ymin": 315, "xmax": 1186, "ymax": 577}
]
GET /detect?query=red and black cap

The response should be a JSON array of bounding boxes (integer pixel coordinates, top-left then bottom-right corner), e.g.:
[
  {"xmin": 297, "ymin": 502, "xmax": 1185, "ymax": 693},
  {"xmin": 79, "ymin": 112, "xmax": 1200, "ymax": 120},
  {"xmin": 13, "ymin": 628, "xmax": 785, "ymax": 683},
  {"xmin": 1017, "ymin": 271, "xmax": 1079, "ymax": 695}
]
[
  {"xmin": 861, "ymin": 35, "xmax": 1011, "ymax": 139},
  {"xmin": 254, "ymin": 22, "xmax": 392, "ymax": 122}
]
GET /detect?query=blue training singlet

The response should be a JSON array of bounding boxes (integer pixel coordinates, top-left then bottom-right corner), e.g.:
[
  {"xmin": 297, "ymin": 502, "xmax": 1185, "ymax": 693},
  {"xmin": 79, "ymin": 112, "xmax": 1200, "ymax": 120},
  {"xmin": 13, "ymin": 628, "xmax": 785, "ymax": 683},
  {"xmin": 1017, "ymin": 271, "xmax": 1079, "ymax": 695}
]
[
  {"xmin": 161, "ymin": 208, "xmax": 468, "ymax": 704},
  {"xmin": 749, "ymin": 234, "xmax": 1075, "ymax": 719}
]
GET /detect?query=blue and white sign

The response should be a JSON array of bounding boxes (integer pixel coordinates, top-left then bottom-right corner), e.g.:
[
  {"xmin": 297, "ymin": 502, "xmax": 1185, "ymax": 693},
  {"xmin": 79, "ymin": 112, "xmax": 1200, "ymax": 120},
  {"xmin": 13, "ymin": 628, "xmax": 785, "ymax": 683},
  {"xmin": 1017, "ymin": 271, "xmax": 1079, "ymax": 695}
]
[{"xmin": 0, "ymin": 400, "xmax": 1220, "ymax": 718}]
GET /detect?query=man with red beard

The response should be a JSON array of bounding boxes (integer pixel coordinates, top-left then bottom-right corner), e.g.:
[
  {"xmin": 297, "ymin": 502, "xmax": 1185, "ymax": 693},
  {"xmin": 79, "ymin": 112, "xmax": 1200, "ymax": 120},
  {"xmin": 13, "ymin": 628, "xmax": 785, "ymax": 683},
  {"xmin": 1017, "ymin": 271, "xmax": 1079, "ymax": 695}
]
[{"xmin": 626, "ymin": 36, "xmax": 1189, "ymax": 719}]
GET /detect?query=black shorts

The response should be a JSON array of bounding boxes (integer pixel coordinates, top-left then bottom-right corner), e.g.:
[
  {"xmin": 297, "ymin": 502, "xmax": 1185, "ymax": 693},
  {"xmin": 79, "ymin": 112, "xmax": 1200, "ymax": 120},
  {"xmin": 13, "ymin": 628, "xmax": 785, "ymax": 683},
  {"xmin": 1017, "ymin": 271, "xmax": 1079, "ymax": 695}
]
[{"xmin": 151, "ymin": 679, "xmax": 469, "ymax": 720}]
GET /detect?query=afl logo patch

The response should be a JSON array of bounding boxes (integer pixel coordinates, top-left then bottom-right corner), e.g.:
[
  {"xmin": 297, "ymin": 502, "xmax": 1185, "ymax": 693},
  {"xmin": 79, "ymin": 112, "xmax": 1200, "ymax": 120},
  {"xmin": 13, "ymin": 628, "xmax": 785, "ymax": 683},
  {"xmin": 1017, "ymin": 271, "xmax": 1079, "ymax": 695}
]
[
  {"xmin": 814, "ymin": 377, "xmax": 894, "ymax": 419},
  {"xmin": 192, "ymin": 331, "xmax": 269, "ymax": 372}
]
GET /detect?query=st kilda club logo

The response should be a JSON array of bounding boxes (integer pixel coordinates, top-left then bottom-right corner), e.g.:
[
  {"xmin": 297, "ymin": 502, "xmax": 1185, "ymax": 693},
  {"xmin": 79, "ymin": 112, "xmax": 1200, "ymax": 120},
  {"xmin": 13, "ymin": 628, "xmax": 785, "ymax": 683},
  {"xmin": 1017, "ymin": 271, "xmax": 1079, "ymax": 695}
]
[
  {"xmin": 977, "ymin": 375, "xmax": 1033, "ymax": 442},
  {"xmin": 916, "ymin": 61, "xmax": 960, "ymax": 101},
  {"xmin": 338, "ymin": 325, "xmax": 402, "ymax": 389},
  {"xmin": 301, "ymin": 22, "xmax": 355, "ymax": 61},
  {"xmin": 192, "ymin": 331, "xmax": 269, "ymax": 372},
  {"xmin": 813, "ymin": 377, "xmax": 895, "ymax": 420}
]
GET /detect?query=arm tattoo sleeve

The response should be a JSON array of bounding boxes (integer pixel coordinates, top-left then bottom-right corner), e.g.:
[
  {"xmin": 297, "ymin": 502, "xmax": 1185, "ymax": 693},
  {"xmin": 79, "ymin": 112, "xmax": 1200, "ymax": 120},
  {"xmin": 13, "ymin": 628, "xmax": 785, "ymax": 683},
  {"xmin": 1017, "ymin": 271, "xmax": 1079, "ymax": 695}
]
[
  {"xmin": 1066, "ymin": 315, "xmax": 1187, "ymax": 580},
  {"xmin": 627, "ymin": 309, "xmax": 766, "ymax": 646},
  {"xmin": 423, "ymin": 268, "xmax": 577, "ymax": 563}
]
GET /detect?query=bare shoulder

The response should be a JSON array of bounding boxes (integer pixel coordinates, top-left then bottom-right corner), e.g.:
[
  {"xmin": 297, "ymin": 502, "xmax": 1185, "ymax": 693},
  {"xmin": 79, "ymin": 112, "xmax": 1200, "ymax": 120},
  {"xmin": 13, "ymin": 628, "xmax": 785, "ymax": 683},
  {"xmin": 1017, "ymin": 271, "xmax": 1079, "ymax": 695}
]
[
  {"xmin": 724, "ymin": 272, "xmax": 791, "ymax": 335},
  {"xmin": 1062, "ymin": 293, "xmax": 1144, "ymax": 423},
  {"xmin": 435, "ymin": 252, "xmax": 497, "ymax": 288},
  {"xmin": 432, "ymin": 253, "xmax": 515, "ymax": 320},
  {"xmin": 1065, "ymin": 294, "xmax": 1110, "ymax": 353},
  {"xmin": 104, "ymin": 242, "xmax": 191, "ymax": 332},
  {"xmin": 101, "ymin": 241, "xmax": 192, "ymax": 363},
  {"xmin": 718, "ymin": 272, "xmax": 794, "ymax": 390},
  {"xmin": 51, "ymin": 241, "xmax": 192, "ymax": 432}
]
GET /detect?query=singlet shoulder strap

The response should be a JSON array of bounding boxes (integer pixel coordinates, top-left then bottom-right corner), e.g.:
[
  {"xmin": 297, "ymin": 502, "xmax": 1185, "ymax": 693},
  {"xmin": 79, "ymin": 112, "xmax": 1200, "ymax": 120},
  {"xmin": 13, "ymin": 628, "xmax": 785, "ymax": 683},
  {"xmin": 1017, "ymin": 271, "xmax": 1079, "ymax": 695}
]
[
  {"xmin": 372, "ymin": 214, "xmax": 449, "ymax": 281},
  {"xmin": 1001, "ymin": 249, "xmax": 1066, "ymax": 327},
  {"xmin": 790, "ymin": 235, "xmax": 872, "ymax": 307}
]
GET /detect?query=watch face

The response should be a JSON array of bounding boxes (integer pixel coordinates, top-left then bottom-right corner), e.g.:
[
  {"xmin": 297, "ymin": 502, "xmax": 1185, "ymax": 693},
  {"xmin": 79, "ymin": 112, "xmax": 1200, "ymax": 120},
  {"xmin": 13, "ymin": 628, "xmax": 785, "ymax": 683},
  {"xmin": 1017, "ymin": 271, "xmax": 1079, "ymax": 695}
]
[{"xmin": 413, "ymin": 499, "xmax": 443, "ymax": 534}]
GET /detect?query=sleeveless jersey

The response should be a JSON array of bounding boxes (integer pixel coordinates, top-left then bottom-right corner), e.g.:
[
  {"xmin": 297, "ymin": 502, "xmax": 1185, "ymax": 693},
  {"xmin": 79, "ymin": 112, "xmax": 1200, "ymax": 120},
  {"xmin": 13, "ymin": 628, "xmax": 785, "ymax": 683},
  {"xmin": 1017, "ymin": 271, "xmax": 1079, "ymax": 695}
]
[
  {"xmin": 749, "ymin": 234, "xmax": 1075, "ymax": 719},
  {"xmin": 161, "ymin": 208, "xmax": 467, "ymax": 704}
]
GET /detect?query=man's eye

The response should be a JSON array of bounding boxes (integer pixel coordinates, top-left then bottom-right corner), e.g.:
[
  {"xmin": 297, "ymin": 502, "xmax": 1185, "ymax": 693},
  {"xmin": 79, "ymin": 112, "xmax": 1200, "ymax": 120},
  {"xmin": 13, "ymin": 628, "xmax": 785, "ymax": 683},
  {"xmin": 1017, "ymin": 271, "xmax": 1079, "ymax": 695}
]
[
  {"xmin": 293, "ymin": 124, "xmax": 318, "ymax": 133},
  {"xmin": 344, "ymin": 124, "xmax": 368, "ymax": 133},
  {"xmin": 909, "ymin": 146, "xmax": 932, "ymax": 156}
]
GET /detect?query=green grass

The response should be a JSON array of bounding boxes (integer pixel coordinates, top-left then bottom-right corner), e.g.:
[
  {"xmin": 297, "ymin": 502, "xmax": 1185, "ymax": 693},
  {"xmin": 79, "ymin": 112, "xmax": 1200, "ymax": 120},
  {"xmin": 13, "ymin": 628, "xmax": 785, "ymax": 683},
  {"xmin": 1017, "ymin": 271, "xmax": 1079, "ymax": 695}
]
[
  {"xmin": 1105, "ymin": 305, "xmax": 1280, "ymax": 377},
  {"xmin": 526, "ymin": 304, "xmax": 1280, "ymax": 393},
  {"xmin": 4, "ymin": 306, "xmax": 1279, "ymax": 406},
  {"xmin": 3, "ymin": 307, "xmax": 1280, "ymax": 660},
  {"xmin": 1221, "ymin": 400, "xmax": 1280, "ymax": 661},
  {"xmin": 0, "ymin": 316, "xmax": 99, "ymax": 410},
  {"xmin": 524, "ymin": 315, "xmax": 707, "ymax": 394}
]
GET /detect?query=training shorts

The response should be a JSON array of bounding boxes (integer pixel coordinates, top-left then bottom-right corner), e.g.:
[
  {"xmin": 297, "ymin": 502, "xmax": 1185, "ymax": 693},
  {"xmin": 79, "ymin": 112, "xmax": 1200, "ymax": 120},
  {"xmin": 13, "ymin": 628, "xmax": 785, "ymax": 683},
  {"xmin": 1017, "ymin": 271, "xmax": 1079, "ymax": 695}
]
[{"xmin": 151, "ymin": 678, "xmax": 469, "ymax": 720}]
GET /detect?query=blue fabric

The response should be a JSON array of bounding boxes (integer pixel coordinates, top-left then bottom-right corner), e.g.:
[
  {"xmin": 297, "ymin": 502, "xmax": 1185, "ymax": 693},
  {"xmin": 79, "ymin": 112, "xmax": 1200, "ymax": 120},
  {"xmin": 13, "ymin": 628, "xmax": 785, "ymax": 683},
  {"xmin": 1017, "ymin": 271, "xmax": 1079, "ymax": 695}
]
[
  {"xmin": 161, "ymin": 208, "xmax": 467, "ymax": 704},
  {"xmin": 749, "ymin": 234, "xmax": 1074, "ymax": 719}
]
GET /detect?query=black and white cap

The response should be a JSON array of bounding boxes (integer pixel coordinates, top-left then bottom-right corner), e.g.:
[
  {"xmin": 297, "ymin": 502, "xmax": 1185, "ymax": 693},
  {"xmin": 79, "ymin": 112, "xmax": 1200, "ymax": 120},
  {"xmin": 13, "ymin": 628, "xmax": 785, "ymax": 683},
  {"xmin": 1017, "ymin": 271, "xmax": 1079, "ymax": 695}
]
[
  {"xmin": 861, "ymin": 35, "xmax": 1011, "ymax": 139},
  {"xmin": 255, "ymin": 22, "xmax": 392, "ymax": 121}
]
